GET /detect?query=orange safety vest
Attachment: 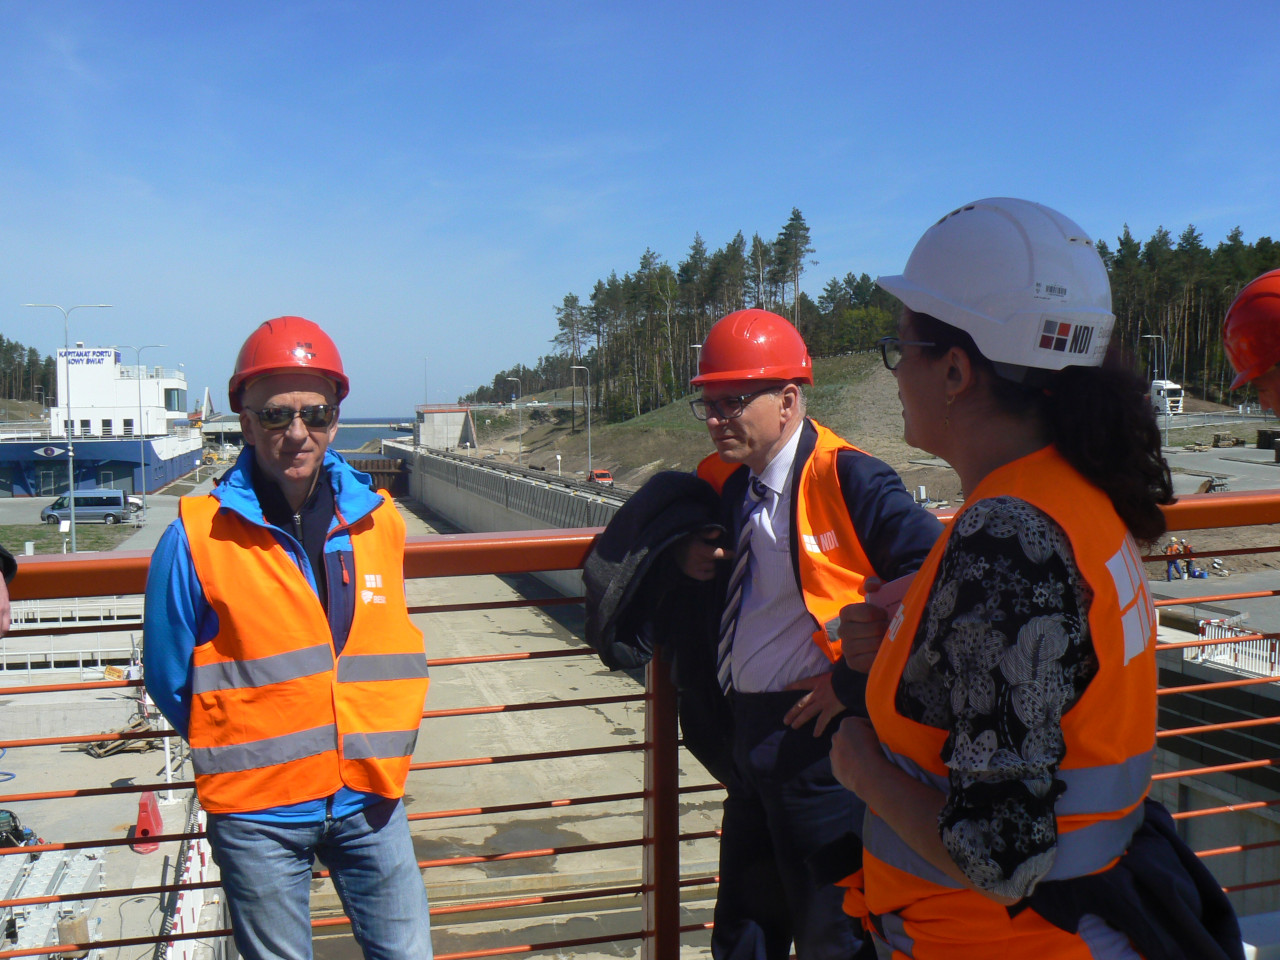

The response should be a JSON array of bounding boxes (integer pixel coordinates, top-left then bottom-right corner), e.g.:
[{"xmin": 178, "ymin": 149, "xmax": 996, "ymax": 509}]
[
  {"xmin": 697, "ymin": 420, "xmax": 880, "ymax": 662},
  {"xmin": 179, "ymin": 493, "xmax": 430, "ymax": 814},
  {"xmin": 859, "ymin": 445, "xmax": 1156, "ymax": 959}
]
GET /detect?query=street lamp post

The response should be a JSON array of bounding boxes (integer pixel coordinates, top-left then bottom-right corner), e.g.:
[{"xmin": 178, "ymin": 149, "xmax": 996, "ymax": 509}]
[
  {"xmin": 1142, "ymin": 333, "xmax": 1169, "ymax": 448},
  {"xmin": 24, "ymin": 303, "xmax": 113, "ymax": 553},
  {"xmin": 571, "ymin": 365, "xmax": 591, "ymax": 475},
  {"xmin": 505, "ymin": 377, "xmax": 522, "ymax": 466},
  {"xmin": 120, "ymin": 344, "xmax": 167, "ymax": 520}
]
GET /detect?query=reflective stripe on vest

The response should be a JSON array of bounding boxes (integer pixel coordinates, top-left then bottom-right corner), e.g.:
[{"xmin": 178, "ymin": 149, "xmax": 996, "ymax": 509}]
[
  {"xmin": 865, "ymin": 799, "xmax": 1146, "ymax": 889},
  {"xmin": 877, "ymin": 911, "xmax": 914, "ymax": 958},
  {"xmin": 193, "ymin": 644, "xmax": 335, "ymax": 694},
  {"xmin": 876, "ymin": 741, "xmax": 1151, "ymax": 822},
  {"xmin": 696, "ymin": 419, "xmax": 878, "ymax": 661},
  {"xmin": 337, "ymin": 652, "xmax": 430, "ymax": 683},
  {"xmin": 343, "ymin": 728, "xmax": 421, "ymax": 760},
  {"xmin": 192, "ymin": 724, "xmax": 337, "ymax": 775},
  {"xmin": 1055, "ymin": 752, "xmax": 1152, "ymax": 815}
]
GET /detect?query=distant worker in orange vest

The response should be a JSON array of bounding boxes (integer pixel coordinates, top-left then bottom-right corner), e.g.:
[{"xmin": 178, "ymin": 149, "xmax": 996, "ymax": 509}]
[
  {"xmin": 830, "ymin": 198, "xmax": 1242, "ymax": 958},
  {"xmin": 1164, "ymin": 537, "xmax": 1183, "ymax": 581},
  {"xmin": 1180, "ymin": 538, "xmax": 1197, "ymax": 579},
  {"xmin": 1224, "ymin": 269, "xmax": 1280, "ymax": 414},
  {"xmin": 144, "ymin": 317, "xmax": 433, "ymax": 960}
]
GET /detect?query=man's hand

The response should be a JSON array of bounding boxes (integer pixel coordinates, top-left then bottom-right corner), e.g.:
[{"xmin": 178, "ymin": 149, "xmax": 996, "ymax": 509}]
[
  {"xmin": 783, "ymin": 672, "xmax": 845, "ymax": 736},
  {"xmin": 830, "ymin": 716, "xmax": 888, "ymax": 795},
  {"xmin": 835, "ymin": 602, "xmax": 889, "ymax": 673},
  {"xmin": 0, "ymin": 576, "xmax": 9, "ymax": 637},
  {"xmin": 675, "ymin": 527, "xmax": 730, "ymax": 581}
]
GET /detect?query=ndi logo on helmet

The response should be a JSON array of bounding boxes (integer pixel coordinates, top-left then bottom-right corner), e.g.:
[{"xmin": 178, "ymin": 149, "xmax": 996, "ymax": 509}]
[
  {"xmin": 291, "ymin": 341, "xmax": 317, "ymax": 361},
  {"xmin": 1039, "ymin": 318, "xmax": 1098, "ymax": 356}
]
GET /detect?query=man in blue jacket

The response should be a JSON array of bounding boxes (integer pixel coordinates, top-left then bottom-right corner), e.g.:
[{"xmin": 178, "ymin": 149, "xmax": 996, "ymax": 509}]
[{"xmin": 144, "ymin": 317, "xmax": 432, "ymax": 960}]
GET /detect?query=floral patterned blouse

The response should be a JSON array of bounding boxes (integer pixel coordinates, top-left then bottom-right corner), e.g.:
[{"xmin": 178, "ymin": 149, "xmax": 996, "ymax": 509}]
[{"xmin": 896, "ymin": 495, "xmax": 1099, "ymax": 900}]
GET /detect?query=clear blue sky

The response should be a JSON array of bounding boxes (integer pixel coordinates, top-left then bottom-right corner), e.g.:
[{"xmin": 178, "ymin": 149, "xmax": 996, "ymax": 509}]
[{"xmin": 3, "ymin": 1, "xmax": 1276, "ymax": 416}]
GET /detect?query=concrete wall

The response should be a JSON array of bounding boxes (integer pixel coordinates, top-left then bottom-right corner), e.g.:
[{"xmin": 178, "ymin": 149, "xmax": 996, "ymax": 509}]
[
  {"xmin": 410, "ymin": 450, "xmax": 618, "ymax": 596},
  {"xmin": 1153, "ymin": 634, "xmax": 1280, "ymax": 916},
  {"xmin": 415, "ymin": 410, "xmax": 477, "ymax": 451}
]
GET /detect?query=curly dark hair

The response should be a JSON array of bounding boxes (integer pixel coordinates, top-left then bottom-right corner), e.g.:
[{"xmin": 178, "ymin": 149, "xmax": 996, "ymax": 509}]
[{"xmin": 908, "ymin": 309, "xmax": 1175, "ymax": 542}]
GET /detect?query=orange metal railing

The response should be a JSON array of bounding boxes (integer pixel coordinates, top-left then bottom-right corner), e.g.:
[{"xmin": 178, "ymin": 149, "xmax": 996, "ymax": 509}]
[{"xmin": 2, "ymin": 491, "xmax": 1280, "ymax": 957}]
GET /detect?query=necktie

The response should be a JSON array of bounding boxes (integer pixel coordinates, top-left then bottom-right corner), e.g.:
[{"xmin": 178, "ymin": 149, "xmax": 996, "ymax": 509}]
[{"xmin": 716, "ymin": 477, "xmax": 768, "ymax": 693}]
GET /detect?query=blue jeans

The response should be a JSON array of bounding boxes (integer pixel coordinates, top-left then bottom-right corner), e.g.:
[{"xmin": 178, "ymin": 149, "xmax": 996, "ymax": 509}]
[{"xmin": 207, "ymin": 798, "xmax": 432, "ymax": 960}]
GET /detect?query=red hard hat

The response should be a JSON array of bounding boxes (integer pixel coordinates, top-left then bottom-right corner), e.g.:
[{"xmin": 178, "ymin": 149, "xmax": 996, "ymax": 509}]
[
  {"xmin": 1224, "ymin": 270, "xmax": 1280, "ymax": 390},
  {"xmin": 227, "ymin": 316, "xmax": 350, "ymax": 412},
  {"xmin": 691, "ymin": 309, "xmax": 813, "ymax": 386}
]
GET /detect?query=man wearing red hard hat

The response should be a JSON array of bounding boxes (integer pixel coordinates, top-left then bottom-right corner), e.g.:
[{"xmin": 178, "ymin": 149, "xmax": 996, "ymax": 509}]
[
  {"xmin": 144, "ymin": 317, "xmax": 433, "ymax": 960},
  {"xmin": 584, "ymin": 309, "xmax": 939, "ymax": 960},
  {"xmin": 1224, "ymin": 269, "xmax": 1280, "ymax": 412}
]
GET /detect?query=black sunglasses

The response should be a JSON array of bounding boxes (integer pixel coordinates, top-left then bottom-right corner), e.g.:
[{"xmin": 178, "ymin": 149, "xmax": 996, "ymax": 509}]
[
  {"xmin": 877, "ymin": 336, "xmax": 937, "ymax": 371},
  {"xmin": 689, "ymin": 387, "xmax": 780, "ymax": 422},
  {"xmin": 250, "ymin": 404, "xmax": 340, "ymax": 431}
]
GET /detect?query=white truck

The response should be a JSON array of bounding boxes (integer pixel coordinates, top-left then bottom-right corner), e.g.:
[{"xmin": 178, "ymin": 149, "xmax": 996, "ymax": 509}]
[{"xmin": 1151, "ymin": 379, "xmax": 1183, "ymax": 416}]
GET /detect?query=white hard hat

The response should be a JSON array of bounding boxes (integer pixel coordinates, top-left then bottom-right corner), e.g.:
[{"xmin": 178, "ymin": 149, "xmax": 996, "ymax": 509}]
[{"xmin": 877, "ymin": 198, "xmax": 1114, "ymax": 374}]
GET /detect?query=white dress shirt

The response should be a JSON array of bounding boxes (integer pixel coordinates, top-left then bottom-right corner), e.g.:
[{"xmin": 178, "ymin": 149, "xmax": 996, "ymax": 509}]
[{"xmin": 730, "ymin": 423, "xmax": 832, "ymax": 692}]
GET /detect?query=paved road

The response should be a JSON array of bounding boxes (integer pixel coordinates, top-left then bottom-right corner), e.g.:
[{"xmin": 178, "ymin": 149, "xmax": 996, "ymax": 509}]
[{"xmin": 1164, "ymin": 444, "xmax": 1280, "ymax": 495}]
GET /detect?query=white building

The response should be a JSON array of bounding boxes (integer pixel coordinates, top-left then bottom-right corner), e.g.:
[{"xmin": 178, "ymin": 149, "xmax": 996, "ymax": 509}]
[{"xmin": 53, "ymin": 346, "xmax": 188, "ymax": 440}]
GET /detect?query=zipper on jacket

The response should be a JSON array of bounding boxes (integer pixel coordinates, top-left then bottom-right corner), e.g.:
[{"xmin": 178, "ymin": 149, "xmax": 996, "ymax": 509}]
[
  {"xmin": 292, "ymin": 511, "xmax": 303, "ymax": 544},
  {"xmin": 339, "ymin": 553, "xmax": 350, "ymax": 585}
]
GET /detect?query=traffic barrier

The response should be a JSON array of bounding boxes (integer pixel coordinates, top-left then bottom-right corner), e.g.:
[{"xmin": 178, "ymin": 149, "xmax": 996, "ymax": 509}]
[{"xmin": 131, "ymin": 791, "xmax": 161, "ymax": 854}]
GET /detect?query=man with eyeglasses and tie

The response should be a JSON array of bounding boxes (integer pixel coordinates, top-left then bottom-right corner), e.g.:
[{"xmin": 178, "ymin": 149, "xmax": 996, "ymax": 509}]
[
  {"xmin": 587, "ymin": 308, "xmax": 939, "ymax": 960},
  {"xmin": 144, "ymin": 316, "xmax": 432, "ymax": 960}
]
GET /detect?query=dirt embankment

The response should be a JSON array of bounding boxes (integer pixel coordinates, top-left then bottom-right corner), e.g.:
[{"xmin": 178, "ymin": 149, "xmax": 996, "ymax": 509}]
[
  {"xmin": 466, "ymin": 359, "xmax": 1277, "ymax": 577},
  {"xmin": 469, "ymin": 355, "xmax": 963, "ymax": 500}
]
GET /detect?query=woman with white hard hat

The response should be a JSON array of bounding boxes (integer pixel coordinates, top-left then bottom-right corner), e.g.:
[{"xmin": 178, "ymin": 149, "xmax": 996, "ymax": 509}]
[{"xmin": 829, "ymin": 199, "xmax": 1241, "ymax": 959}]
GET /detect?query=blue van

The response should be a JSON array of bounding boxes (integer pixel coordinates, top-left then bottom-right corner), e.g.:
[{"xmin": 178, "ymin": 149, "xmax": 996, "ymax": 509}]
[{"xmin": 41, "ymin": 489, "xmax": 130, "ymax": 525}]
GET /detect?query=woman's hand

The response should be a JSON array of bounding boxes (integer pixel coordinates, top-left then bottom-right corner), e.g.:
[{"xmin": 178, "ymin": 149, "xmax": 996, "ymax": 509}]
[
  {"xmin": 830, "ymin": 716, "xmax": 889, "ymax": 796},
  {"xmin": 675, "ymin": 527, "xmax": 729, "ymax": 581},
  {"xmin": 835, "ymin": 602, "xmax": 889, "ymax": 673}
]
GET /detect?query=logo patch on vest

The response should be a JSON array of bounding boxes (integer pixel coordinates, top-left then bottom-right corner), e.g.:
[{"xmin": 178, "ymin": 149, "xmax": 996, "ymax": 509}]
[
  {"xmin": 801, "ymin": 530, "xmax": 839, "ymax": 554},
  {"xmin": 361, "ymin": 574, "xmax": 386, "ymax": 605},
  {"xmin": 1106, "ymin": 536, "xmax": 1154, "ymax": 664}
]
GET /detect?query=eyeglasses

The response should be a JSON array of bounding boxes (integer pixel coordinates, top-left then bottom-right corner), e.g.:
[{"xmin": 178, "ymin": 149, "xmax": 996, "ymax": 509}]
[
  {"xmin": 250, "ymin": 404, "xmax": 340, "ymax": 430},
  {"xmin": 878, "ymin": 336, "xmax": 936, "ymax": 371},
  {"xmin": 689, "ymin": 388, "xmax": 779, "ymax": 422}
]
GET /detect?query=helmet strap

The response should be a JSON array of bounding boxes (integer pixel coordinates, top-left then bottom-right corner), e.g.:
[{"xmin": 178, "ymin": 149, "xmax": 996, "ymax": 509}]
[{"xmin": 991, "ymin": 360, "xmax": 1055, "ymax": 389}]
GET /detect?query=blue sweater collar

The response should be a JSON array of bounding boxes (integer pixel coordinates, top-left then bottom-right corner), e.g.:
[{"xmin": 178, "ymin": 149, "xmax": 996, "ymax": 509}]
[{"xmin": 214, "ymin": 447, "xmax": 382, "ymax": 525}]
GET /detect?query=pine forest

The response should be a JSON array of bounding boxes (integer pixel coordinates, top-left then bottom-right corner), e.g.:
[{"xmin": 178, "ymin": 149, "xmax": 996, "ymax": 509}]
[{"xmin": 469, "ymin": 210, "xmax": 1280, "ymax": 423}]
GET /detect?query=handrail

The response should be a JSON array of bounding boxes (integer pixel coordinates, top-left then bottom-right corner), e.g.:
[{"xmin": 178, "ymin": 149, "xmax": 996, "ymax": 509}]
[
  {"xmin": 8, "ymin": 491, "xmax": 1276, "ymax": 602},
  {"xmin": 5, "ymin": 489, "xmax": 1280, "ymax": 958}
]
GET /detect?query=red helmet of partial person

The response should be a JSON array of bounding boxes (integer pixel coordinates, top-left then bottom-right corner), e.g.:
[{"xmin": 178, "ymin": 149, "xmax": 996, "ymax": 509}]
[
  {"xmin": 227, "ymin": 316, "xmax": 350, "ymax": 412},
  {"xmin": 691, "ymin": 309, "xmax": 814, "ymax": 386},
  {"xmin": 1224, "ymin": 270, "xmax": 1280, "ymax": 390}
]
